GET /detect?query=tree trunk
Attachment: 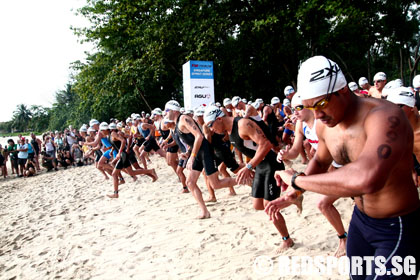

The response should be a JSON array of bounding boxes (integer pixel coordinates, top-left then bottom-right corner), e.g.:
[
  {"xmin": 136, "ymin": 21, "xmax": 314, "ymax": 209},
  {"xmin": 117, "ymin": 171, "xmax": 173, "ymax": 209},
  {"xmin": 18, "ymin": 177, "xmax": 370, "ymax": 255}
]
[{"xmin": 134, "ymin": 84, "xmax": 153, "ymax": 111}]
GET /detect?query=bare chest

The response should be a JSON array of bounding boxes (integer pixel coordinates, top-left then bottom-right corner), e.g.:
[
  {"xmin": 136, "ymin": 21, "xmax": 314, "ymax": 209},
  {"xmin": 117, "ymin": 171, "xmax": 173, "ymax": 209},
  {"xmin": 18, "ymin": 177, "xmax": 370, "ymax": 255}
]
[{"xmin": 324, "ymin": 127, "xmax": 367, "ymax": 166}]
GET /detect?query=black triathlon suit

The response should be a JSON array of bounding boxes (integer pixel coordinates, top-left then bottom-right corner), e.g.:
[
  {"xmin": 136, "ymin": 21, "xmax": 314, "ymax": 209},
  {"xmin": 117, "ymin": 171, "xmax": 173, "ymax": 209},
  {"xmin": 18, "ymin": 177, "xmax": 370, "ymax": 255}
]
[
  {"xmin": 109, "ymin": 135, "xmax": 130, "ymax": 170},
  {"xmin": 211, "ymin": 132, "xmax": 239, "ymax": 172},
  {"xmin": 159, "ymin": 122, "xmax": 179, "ymax": 153},
  {"xmin": 175, "ymin": 115, "xmax": 217, "ymax": 175},
  {"xmin": 229, "ymin": 117, "xmax": 284, "ymax": 201}
]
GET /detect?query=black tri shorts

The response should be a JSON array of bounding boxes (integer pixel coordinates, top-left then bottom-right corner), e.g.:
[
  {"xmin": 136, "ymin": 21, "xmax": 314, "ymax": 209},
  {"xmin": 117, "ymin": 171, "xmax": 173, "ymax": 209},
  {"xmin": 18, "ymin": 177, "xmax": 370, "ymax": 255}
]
[
  {"xmin": 251, "ymin": 152, "xmax": 284, "ymax": 201},
  {"xmin": 192, "ymin": 139, "xmax": 218, "ymax": 176}
]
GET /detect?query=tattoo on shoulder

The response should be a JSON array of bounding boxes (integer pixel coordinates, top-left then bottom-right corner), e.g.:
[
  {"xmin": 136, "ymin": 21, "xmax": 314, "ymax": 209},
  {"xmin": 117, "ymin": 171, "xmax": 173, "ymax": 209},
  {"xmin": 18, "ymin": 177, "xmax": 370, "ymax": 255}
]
[{"xmin": 246, "ymin": 121, "xmax": 255, "ymax": 129}]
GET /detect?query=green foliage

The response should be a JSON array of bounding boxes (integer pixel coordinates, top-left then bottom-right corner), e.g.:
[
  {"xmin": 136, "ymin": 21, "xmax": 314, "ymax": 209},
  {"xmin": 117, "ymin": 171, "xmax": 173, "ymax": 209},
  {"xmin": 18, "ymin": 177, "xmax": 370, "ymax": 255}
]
[{"xmin": 9, "ymin": 1, "xmax": 420, "ymax": 130}]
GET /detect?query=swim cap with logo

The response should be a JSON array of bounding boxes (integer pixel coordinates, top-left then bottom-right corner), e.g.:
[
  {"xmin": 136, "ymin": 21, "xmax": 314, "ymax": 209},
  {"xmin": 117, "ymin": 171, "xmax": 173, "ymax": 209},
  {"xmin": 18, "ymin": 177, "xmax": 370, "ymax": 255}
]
[
  {"xmin": 387, "ymin": 87, "xmax": 415, "ymax": 108},
  {"xmin": 251, "ymin": 101, "xmax": 261, "ymax": 109},
  {"xmin": 297, "ymin": 56, "xmax": 347, "ymax": 101},
  {"xmin": 348, "ymin": 82, "xmax": 358, "ymax": 91},
  {"xmin": 271, "ymin": 97, "xmax": 280, "ymax": 105},
  {"xmin": 79, "ymin": 126, "xmax": 87, "ymax": 133},
  {"xmin": 223, "ymin": 98, "xmax": 232, "ymax": 106},
  {"xmin": 284, "ymin": 86, "xmax": 295, "ymax": 96},
  {"xmin": 99, "ymin": 122, "xmax": 109, "ymax": 131},
  {"xmin": 89, "ymin": 119, "xmax": 100, "ymax": 126},
  {"xmin": 232, "ymin": 96, "xmax": 241, "ymax": 107},
  {"xmin": 194, "ymin": 106, "xmax": 205, "ymax": 117},
  {"xmin": 382, "ymin": 79, "xmax": 403, "ymax": 97},
  {"xmin": 358, "ymin": 77, "xmax": 369, "ymax": 87},
  {"xmin": 204, "ymin": 105, "xmax": 225, "ymax": 124},
  {"xmin": 87, "ymin": 127, "xmax": 96, "ymax": 133},
  {"xmin": 283, "ymin": 99, "xmax": 291, "ymax": 107},
  {"xmin": 373, "ymin": 72, "xmax": 387, "ymax": 82},
  {"xmin": 164, "ymin": 100, "xmax": 181, "ymax": 111},
  {"xmin": 109, "ymin": 123, "xmax": 117, "ymax": 130}
]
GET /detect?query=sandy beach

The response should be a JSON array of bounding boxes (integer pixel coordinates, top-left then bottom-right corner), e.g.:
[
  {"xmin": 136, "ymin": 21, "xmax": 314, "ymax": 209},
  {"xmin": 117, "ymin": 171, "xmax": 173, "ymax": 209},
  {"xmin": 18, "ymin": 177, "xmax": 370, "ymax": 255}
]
[{"xmin": 0, "ymin": 155, "xmax": 373, "ymax": 280}]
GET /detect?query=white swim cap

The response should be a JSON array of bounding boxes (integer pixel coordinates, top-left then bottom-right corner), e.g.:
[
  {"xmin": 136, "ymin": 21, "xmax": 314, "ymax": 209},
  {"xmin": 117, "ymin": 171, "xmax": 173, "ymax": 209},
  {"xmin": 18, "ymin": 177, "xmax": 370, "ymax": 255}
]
[
  {"xmin": 145, "ymin": 113, "xmax": 150, "ymax": 118},
  {"xmin": 251, "ymin": 101, "xmax": 260, "ymax": 109},
  {"xmin": 348, "ymin": 82, "xmax": 358, "ymax": 91},
  {"xmin": 358, "ymin": 77, "xmax": 369, "ymax": 87},
  {"xmin": 180, "ymin": 107, "xmax": 185, "ymax": 113},
  {"xmin": 271, "ymin": 97, "xmax": 280, "ymax": 105},
  {"xmin": 291, "ymin": 94, "xmax": 303, "ymax": 107},
  {"xmin": 152, "ymin": 108, "xmax": 163, "ymax": 116},
  {"xmin": 117, "ymin": 122, "xmax": 123, "ymax": 128},
  {"xmin": 87, "ymin": 127, "xmax": 96, "ymax": 133},
  {"xmin": 186, "ymin": 109, "xmax": 194, "ymax": 115},
  {"xmin": 79, "ymin": 126, "xmax": 87, "ymax": 133},
  {"xmin": 394, "ymin": 79, "xmax": 403, "ymax": 87},
  {"xmin": 413, "ymin": 75, "xmax": 420, "ymax": 88},
  {"xmin": 164, "ymin": 100, "xmax": 181, "ymax": 112},
  {"xmin": 108, "ymin": 123, "xmax": 117, "ymax": 130},
  {"xmin": 126, "ymin": 117, "xmax": 133, "ymax": 123},
  {"xmin": 247, "ymin": 101, "xmax": 252, "ymax": 105},
  {"xmin": 204, "ymin": 105, "xmax": 225, "ymax": 124},
  {"xmin": 256, "ymin": 98, "xmax": 264, "ymax": 104},
  {"xmin": 284, "ymin": 85, "xmax": 295, "ymax": 96},
  {"xmin": 387, "ymin": 87, "xmax": 415, "ymax": 108},
  {"xmin": 283, "ymin": 99, "xmax": 291, "ymax": 107},
  {"xmin": 194, "ymin": 106, "xmax": 205, "ymax": 117},
  {"xmin": 223, "ymin": 98, "xmax": 232, "ymax": 106},
  {"xmin": 89, "ymin": 119, "xmax": 100, "ymax": 126},
  {"xmin": 232, "ymin": 96, "xmax": 241, "ymax": 107},
  {"xmin": 242, "ymin": 98, "xmax": 247, "ymax": 104},
  {"xmin": 382, "ymin": 80, "xmax": 403, "ymax": 97},
  {"xmin": 297, "ymin": 56, "xmax": 347, "ymax": 101},
  {"xmin": 99, "ymin": 122, "xmax": 109, "ymax": 131},
  {"xmin": 373, "ymin": 72, "xmax": 387, "ymax": 82},
  {"xmin": 215, "ymin": 102, "xmax": 221, "ymax": 107}
]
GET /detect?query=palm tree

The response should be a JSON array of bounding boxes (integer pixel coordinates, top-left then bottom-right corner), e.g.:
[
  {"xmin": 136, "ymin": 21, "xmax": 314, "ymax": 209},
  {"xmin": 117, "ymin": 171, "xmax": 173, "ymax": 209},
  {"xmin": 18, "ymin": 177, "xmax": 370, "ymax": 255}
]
[{"xmin": 12, "ymin": 104, "xmax": 32, "ymax": 132}]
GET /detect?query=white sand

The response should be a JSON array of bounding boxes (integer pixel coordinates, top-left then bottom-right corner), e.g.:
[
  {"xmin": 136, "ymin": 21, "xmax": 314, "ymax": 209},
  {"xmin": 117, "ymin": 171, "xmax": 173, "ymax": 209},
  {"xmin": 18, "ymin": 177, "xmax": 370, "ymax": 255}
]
[{"xmin": 0, "ymin": 155, "xmax": 362, "ymax": 279}]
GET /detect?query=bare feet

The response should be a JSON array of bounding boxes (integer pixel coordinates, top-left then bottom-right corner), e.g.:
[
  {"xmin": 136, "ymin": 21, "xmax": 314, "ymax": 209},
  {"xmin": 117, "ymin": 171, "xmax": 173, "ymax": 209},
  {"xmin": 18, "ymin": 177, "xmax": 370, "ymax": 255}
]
[
  {"xmin": 333, "ymin": 238, "xmax": 347, "ymax": 257},
  {"xmin": 119, "ymin": 178, "xmax": 125, "ymax": 185},
  {"xmin": 275, "ymin": 238, "xmax": 294, "ymax": 254},
  {"xmin": 107, "ymin": 193, "xmax": 119, "ymax": 198},
  {"xmin": 229, "ymin": 187, "xmax": 237, "ymax": 196},
  {"xmin": 181, "ymin": 187, "xmax": 189, "ymax": 193},
  {"xmin": 150, "ymin": 169, "xmax": 158, "ymax": 182},
  {"xmin": 293, "ymin": 195, "xmax": 304, "ymax": 215},
  {"xmin": 132, "ymin": 175, "xmax": 138, "ymax": 182},
  {"xmin": 104, "ymin": 176, "xmax": 109, "ymax": 180},
  {"xmin": 205, "ymin": 197, "xmax": 217, "ymax": 203},
  {"xmin": 197, "ymin": 211, "xmax": 211, "ymax": 219}
]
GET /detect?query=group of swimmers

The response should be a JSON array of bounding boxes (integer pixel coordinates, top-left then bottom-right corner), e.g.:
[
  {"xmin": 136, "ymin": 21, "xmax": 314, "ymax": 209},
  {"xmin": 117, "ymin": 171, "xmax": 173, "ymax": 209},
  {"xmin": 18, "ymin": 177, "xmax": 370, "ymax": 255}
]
[{"xmin": 2, "ymin": 55, "xmax": 419, "ymax": 278}]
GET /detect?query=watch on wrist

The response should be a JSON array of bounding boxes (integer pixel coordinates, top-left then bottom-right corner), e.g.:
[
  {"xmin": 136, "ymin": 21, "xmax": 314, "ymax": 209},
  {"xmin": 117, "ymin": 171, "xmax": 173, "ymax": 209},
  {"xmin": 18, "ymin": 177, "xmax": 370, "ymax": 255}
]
[
  {"xmin": 246, "ymin": 163, "xmax": 253, "ymax": 170},
  {"xmin": 291, "ymin": 172, "xmax": 305, "ymax": 191}
]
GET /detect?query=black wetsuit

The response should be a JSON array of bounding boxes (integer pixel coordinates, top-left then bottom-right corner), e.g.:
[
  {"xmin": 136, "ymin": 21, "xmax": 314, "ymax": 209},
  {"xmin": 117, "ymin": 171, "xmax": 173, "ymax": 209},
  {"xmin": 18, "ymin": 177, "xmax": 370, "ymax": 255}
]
[
  {"xmin": 229, "ymin": 117, "xmax": 284, "ymax": 201},
  {"xmin": 262, "ymin": 104, "xmax": 280, "ymax": 145},
  {"xmin": 175, "ymin": 114, "xmax": 217, "ymax": 175},
  {"xmin": 211, "ymin": 132, "xmax": 239, "ymax": 172},
  {"xmin": 159, "ymin": 122, "xmax": 179, "ymax": 153},
  {"xmin": 109, "ymin": 135, "xmax": 130, "ymax": 170}
]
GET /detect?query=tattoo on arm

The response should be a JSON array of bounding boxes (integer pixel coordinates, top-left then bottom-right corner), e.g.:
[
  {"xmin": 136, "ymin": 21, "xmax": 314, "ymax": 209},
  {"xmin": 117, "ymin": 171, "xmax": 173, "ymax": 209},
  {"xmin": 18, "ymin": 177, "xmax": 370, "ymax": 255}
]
[{"xmin": 376, "ymin": 116, "xmax": 401, "ymax": 160}]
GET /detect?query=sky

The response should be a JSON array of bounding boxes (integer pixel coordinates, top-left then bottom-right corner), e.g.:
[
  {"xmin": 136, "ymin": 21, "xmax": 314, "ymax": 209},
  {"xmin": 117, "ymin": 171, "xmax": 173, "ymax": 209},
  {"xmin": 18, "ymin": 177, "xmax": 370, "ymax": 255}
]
[{"xmin": 0, "ymin": 0, "xmax": 93, "ymax": 122}]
